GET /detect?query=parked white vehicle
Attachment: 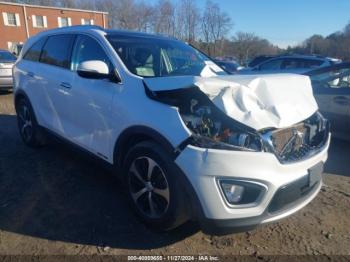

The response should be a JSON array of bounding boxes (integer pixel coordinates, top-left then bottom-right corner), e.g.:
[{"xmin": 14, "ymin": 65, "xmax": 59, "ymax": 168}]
[{"xmin": 13, "ymin": 26, "xmax": 330, "ymax": 234}]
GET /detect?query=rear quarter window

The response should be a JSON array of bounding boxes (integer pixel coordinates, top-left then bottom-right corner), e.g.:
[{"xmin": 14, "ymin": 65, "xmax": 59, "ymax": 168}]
[
  {"xmin": 40, "ymin": 34, "xmax": 75, "ymax": 69},
  {"xmin": 23, "ymin": 37, "xmax": 47, "ymax": 62}
]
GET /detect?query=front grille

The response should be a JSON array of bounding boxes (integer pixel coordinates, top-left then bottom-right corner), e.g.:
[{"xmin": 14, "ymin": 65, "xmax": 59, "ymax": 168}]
[{"xmin": 262, "ymin": 112, "xmax": 329, "ymax": 164}]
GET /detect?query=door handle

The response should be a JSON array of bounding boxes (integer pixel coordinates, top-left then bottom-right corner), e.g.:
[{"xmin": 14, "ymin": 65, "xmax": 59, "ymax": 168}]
[
  {"xmin": 333, "ymin": 96, "xmax": 349, "ymax": 105},
  {"xmin": 27, "ymin": 72, "xmax": 35, "ymax": 78},
  {"xmin": 60, "ymin": 82, "xmax": 72, "ymax": 89}
]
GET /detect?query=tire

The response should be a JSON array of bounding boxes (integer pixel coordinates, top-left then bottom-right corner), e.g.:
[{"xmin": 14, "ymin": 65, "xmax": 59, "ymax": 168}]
[
  {"xmin": 123, "ymin": 141, "xmax": 189, "ymax": 231},
  {"xmin": 16, "ymin": 97, "xmax": 46, "ymax": 147}
]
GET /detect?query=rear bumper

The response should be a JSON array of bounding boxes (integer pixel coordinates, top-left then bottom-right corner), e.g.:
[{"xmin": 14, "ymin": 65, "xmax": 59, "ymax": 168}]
[{"xmin": 0, "ymin": 76, "xmax": 13, "ymax": 88}]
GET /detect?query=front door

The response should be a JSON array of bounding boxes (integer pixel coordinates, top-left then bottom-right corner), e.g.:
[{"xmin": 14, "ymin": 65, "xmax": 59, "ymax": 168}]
[{"xmin": 66, "ymin": 34, "xmax": 118, "ymax": 159}]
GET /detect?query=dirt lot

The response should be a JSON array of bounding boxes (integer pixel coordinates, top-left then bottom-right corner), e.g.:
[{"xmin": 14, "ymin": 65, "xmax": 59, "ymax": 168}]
[{"xmin": 0, "ymin": 91, "xmax": 349, "ymax": 257}]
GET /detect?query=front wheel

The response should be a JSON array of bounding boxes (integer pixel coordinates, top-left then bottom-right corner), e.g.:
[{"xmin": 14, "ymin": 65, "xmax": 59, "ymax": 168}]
[{"xmin": 123, "ymin": 141, "xmax": 189, "ymax": 230}]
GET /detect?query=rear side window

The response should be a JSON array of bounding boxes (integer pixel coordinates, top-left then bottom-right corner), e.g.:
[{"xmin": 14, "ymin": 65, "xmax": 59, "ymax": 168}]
[
  {"xmin": 302, "ymin": 59, "xmax": 323, "ymax": 68},
  {"xmin": 40, "ymin": 34, "xmax": 75, "ymax": 69},
  {"xmin": 259, "ymin": 59, "xmax": 282, "ymax": 70},
  {"xmin": 23, "ymin": 37, "xmax": 47, "ymax": 62},
  {"xmin": 281, "ymin": 59, "xmax": 300, "ymax": 69}
]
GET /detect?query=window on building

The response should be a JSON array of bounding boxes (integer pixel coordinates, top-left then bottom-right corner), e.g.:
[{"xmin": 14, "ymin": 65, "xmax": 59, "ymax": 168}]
[
  {"xmin": 81, "ymin": 18, "xmax": 94, "ymax": 25},
  {"xmin": 40, "ymin": 34, "xmax": 75, "ymax": 69},
  {"xmin": 2, "ymin": 12, "xmax": 20, "ymax": 27},
  {"xmin": 32, "ymin": 15, "xmax": 47, "ymax": 28},
  {"xmin": 58, "ymin": 17, "xmax": 71, "ymax": 27}
]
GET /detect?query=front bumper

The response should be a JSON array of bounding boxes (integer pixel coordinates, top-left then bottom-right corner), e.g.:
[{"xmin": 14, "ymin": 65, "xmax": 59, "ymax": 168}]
[
  {"xmin": 175, "ymin": 135, "xmax": 330, "ymax": 233},
  {"xmin": 0, "ymin": 76, "xmax": 13, "ymax": 88}
]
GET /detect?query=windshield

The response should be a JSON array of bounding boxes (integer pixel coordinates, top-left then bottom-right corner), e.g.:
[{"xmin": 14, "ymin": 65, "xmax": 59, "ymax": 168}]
[
  {"xmin": 0, "ymin": 51, "xmax": 16, "ymax": 62},
  {"xmin": 106, "ymin": 34, "xmax": 226, "ymax": 78}
]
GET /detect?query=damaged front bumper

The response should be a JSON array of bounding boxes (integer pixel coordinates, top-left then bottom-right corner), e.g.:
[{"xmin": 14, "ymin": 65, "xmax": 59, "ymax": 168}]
[{"xmin": 174, "ymin": 133, "xmax": 330, "ymax": 234}]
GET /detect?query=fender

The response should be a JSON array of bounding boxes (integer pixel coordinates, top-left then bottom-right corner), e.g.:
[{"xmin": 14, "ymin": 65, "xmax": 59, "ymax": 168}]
[{"xmin": 113, "ymin": 125, "xmax": 177, "ymax": 167}]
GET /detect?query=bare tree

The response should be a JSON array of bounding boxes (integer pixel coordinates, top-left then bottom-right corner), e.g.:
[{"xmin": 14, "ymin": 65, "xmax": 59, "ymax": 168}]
[
  {"xmin": 175, "ymin": 0, "xmax": 200, "ymax": 43},
  {"xmin": 153, "ymin": 0, "xmax": 175, "ymax": 36},
  {"xmin": 230, "ymin": 32, "xmax": 279, "ymax": 65},
  {"xmin": 201, "ymin": 0, "xmax": 232, "ymax": 56},
  {"xmin": 134, "ymin": 1, "xmax": 155, "ymax": 32}
]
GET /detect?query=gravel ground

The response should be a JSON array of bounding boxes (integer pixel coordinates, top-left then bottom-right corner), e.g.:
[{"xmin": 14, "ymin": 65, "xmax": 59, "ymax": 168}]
[{"xmin": 0, "ymin": 91, "xmax": 349, "ymax": 257}]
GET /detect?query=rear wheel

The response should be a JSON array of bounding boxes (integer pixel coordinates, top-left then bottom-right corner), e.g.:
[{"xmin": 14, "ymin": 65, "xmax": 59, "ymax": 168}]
[
  {"xmin": 16, "ymin": 98, "xmax": 46, "ymax": 147},
  {"xmin": 123, "ymin": 141, "xmax": 189, "ymax": 230}
]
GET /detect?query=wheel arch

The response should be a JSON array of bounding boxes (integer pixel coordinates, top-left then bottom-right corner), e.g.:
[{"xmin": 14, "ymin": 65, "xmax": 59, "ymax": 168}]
[
  {"xmin": 113, "ymin": 125, "xmax": 177, "ymax": 168},
  {"xmin": 14, "ymin": 89, "xmax": 30, "ymax": 109}
]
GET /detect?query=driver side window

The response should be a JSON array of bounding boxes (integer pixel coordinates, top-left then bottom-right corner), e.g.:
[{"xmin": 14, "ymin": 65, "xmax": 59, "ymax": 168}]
[{"xmin": 72, "ymin": 35, "xmax": 112, "ymax": 72}]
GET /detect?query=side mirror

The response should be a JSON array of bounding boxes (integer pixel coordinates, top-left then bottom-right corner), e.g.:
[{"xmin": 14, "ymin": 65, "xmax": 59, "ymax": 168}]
[{"xmin": 77, "ymin": 60, "xmax": 110, "ymax": 79}]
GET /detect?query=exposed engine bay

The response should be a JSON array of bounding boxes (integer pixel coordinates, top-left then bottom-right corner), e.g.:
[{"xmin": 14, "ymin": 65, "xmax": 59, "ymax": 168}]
[{"xmin": 145, "ymin": 83, "xmax": 329, "ymax": 163}]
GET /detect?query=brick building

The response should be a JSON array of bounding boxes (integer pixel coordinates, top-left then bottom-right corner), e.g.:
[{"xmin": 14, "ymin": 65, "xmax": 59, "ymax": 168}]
[{"xmin": 0, "ymin": 1, "xmax": 108, "ymax": 52}]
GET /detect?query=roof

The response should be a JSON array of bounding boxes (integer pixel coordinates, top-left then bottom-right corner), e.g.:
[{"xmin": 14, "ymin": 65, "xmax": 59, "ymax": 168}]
[
  {"xmin": 105, "ymin": 29, "xmax": 178, "ymax": 40},
  {"xmin": 0, "ymin": 1, "xmax": 108, "ymax": 15},
  {"xmin": 32, "ymin": 25, "xmax": 178, "ymax": 41}
]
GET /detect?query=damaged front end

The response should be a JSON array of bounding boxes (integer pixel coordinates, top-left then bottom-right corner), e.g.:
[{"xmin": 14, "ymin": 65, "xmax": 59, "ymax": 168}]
[
  {"xmin": 145, "ymin": 84, "xmax": 264, "ymax": 152},
  {"xmin": 144, "ymin": 82, "xmax": 330, "ymax": 164},
  {"xmin": 261, "ymin": 112, "xmax": 330, "ymax": 164}
]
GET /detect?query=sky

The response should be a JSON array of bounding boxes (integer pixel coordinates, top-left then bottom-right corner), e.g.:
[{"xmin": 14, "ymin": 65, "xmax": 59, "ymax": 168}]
[{"xmin": 169, "ymin": 0, "xmax": 350, "ymax": 48}]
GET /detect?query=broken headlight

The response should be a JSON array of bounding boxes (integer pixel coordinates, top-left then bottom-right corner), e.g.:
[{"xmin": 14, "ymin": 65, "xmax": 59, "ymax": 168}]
[
  {"xmin": 144, "ymin": 84, "xmax": 263, "ymax": 152},
  {"xmin": 180, "ymin": 99, "xmax": 262, "ymax": 151}
]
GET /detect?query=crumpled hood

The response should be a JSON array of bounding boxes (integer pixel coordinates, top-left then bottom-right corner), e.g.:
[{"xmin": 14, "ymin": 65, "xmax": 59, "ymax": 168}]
[{"xmin": 144, "ymin": 74, "xmax": 318, "ymax": 130}]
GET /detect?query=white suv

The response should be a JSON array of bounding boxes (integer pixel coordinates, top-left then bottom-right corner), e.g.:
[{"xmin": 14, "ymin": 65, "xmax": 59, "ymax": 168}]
[{"xmin": 13, "ymin": 26, "xmax": 330, "ymax": 234}]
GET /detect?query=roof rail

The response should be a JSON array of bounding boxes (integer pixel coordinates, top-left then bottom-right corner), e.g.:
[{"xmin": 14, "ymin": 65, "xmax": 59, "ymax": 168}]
[{"xmin": 52, "ymin": 25, "xmax": 105, "ymax": 31}]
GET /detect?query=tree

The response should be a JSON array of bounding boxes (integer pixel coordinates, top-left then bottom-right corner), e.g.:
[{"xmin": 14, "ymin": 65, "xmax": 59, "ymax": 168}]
[
  {"xmin": 230, "ymin": 32, "xmax": 279, "ymax": 65},
  {"xmin": 153, "ymin": 0, "xmax": 175, "ymax": 36},
  {"xmin": 175, "ymin": 0, "xmax": 200, "ymax": 43},
  {"xmin": 201, "ymin": 0, "xmax": 232, "ymax": 56}
]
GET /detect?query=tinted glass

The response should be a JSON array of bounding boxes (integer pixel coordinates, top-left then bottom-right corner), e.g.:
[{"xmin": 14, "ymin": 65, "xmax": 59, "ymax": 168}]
[
  {"xmin": 302, "ymin": 59, "xmax": 323, "ymax": 68},
  {"xmin": 72, "ymin": 35, "xmax": 111, "ymax": 71},
  {"xmin": 107, "ymin": 35, "xmax": 226, "ymax": 77},
  {"xmin": 309, "ymin": 67, "xmax": 350, "ymax": 89},
  {"xmin": 23, "ymin": 37, "xmax": 47, "ymax": 62},
  {"xmin": 281, "ymin": 59, "xmax": 300, "ymax": 69},
  {"xmin": 248, "ymin": 56, "xmax": 274, "ymax": 67},
  {"xmin": 0, "ymin": 51, "xmax": 16, "ymax": 62},
  {"xmin": 259, "ymin": 59, "xmax": 283, "ymax": 70},
  {"xmin": 40, "ymin": 35, "xmax": 75, "ymax": 69}
]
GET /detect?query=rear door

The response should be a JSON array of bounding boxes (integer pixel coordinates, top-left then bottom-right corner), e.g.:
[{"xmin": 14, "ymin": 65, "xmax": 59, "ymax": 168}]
[
  {"xmin": 17, "ymin": 37, "xmax": 49, "ymax": 126},
  {"xmin": 308, "ymin": 64, "xmax": 350, "ymax": 139},
  {"xmin": 38, "ymin": 34, "xmax": 76, "ymax": 134}
]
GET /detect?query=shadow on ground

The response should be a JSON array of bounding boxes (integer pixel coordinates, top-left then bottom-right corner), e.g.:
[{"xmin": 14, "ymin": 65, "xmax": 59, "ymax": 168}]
[{"xmin": 0, "ymin": 114, "xmax": 199, "ymax": 250}]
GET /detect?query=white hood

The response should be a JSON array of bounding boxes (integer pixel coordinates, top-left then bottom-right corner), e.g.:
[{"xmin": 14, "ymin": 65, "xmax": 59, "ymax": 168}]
[{"xmin": 144, "ymin": 74, "xmax": 318, "ymax": 130}]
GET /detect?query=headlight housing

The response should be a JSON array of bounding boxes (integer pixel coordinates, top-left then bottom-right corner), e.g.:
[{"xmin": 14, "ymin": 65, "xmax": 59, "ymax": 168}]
[
  {"xmin": 180, "ymin": 102, "xmax": 263, "ymax": 151},
  {"xmin": 144, "ymin": 84, "xmax": 263, "ymax": 151}
]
